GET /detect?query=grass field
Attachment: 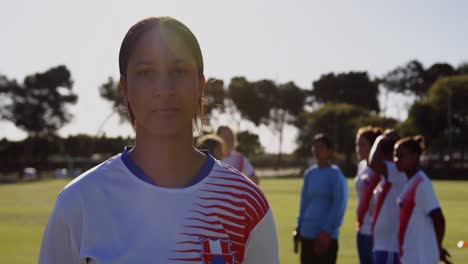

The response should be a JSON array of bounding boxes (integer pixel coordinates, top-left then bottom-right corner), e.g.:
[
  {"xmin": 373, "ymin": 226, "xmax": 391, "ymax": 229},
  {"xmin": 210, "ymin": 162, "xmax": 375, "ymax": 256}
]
[{"xmin": 1, "ymin": 177, "xmax": 467, "ymax": 263}]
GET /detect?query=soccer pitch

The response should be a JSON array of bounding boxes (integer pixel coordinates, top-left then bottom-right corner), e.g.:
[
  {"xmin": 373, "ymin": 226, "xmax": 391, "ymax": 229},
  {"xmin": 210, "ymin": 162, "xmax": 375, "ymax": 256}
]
[{"xmin": 1, "ymin": 178, "xmax": 467, "ymax": 263}]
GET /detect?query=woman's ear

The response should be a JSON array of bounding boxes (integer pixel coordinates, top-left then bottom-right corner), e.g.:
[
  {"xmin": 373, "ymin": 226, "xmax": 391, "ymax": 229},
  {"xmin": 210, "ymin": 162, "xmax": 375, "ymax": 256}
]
[
  {"xmin": 120, "ymin": 77, "xmax": 128, "ymax": 98},
  {"xmin": 199, "ymin": 74, "xmax": 206, "ymax": 96}
]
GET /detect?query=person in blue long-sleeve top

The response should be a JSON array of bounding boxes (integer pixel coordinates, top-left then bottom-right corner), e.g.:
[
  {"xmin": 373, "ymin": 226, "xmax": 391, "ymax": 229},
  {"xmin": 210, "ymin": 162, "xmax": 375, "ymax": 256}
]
[{"xmin": 295, "ymin": 133, "xmax": 348, "ymax": 264}]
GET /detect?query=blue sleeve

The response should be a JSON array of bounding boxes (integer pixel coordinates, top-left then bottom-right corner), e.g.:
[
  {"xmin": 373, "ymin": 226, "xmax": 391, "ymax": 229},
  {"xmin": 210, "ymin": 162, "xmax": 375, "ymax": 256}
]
[
  {"xmin": 322, "ymin": 170, "xmax": 348, "ymax": 235},
  {"xmin": 297, "ymin": 171, "xmax": 309, "ymax": 231}
]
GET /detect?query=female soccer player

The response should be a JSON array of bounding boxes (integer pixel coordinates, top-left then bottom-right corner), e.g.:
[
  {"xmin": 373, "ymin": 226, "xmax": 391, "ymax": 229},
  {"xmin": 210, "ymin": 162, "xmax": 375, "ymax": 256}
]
[
  {"xmin": 217, "ymin": 126, "xmax": 259, "ymax": 185},
  {"xmin": 296, "ymin": 133, "xmax": 348, "ymax": 264},
  {"xmin": 395, "ymin": 136, "xmax": 451, "ymax": 264},
  {"xmin": 368, "ymin": 130, "xmax": 406, "ymax": 264},
  {"xmin": 354, "ymin": 126, "xmax": 382, "ymax": 264},
  {"xmin": 39, "ymin": 17, "xmax": 279, "ymax": 264}
]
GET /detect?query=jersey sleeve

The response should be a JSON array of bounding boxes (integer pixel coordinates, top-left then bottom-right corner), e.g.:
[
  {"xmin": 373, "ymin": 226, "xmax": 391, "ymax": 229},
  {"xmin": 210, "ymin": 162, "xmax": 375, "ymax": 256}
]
[
  {"xmin": 322, "ymin": 170, "xmax": 348, "ymax": 235},
  {"xmin": 242, "ymin": 157, "xmax": 255, "ymax": 177},
  {"xmin": 39, "ymin": 199, "xmax": 80, "ymax": 264},
  {"xmin": 416, "ymin": 180, "xmax": 441, "ymax": 215},
  {"xmin": 243, "ymin": 208, "xmax": 279, "ymax": 264}
]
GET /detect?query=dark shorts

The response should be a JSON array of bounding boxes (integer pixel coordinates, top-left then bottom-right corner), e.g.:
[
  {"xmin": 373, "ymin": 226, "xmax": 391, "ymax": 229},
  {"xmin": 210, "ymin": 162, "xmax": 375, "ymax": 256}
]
[
  {"xmin": 357, "ymin": 232, "xmax": 373, "ymax": 264},
  {"xmin": 300, "ymin": 237, "xmax": 338, "ymax": 264}
]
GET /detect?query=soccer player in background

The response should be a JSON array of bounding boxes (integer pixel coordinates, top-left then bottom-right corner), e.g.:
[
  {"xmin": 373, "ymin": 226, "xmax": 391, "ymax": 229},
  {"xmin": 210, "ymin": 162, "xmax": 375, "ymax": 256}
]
[
  {"xmin": 354, "ymin": 126, "xmax": 382, "ymax": 264},
  {"xmin": 368, "ymin": 130, "xmax": 407, "ymax": 264},
  {"xmin": 217, "ymin": 125, "xmax": 260, "ymax": 185},
  {"xmin": 39, "ymin": 16, "xmax": 279, "ymax": 264},
  {"xmin": 395, "ymin": 136, "xmax": 451, "ymax": 264},
  {"xmin": 196, "ymin": 134, "xmax": 225, "ymax": 160},
  {"xmin": 296, "ymin": 133, "xmax": 348, "ymax": 264}
]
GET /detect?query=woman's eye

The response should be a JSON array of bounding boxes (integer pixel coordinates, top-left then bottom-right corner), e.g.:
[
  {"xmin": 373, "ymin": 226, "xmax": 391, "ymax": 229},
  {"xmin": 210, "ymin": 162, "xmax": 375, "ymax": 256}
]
[
  {"xmin": 171, "ymin": 68, "xmax": 185, "ymax": 77},
  {"xmin": 137, "ymin": 69, "xmax": 153, "ymax": 77}
]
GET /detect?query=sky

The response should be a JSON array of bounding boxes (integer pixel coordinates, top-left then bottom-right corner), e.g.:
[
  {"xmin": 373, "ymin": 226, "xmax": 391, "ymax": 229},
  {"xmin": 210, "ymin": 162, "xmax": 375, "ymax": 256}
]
[{"xmin": 1, "ymin": 0, "xmax": 467, "ymax": 153}]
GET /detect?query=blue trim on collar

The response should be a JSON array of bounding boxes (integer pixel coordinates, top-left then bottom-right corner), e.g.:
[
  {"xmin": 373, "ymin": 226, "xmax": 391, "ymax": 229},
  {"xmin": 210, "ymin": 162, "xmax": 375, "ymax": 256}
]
[
  {"xmin": 187, "ymin": 151, "xmax": 215, "ymax": 186},
  {"xmin": 121, "ymin": 146, "xmax": 153, "ymax": 185},
  {"xmin": 120, "ymin": 146, "xmax": 215, "ymax": 187}
]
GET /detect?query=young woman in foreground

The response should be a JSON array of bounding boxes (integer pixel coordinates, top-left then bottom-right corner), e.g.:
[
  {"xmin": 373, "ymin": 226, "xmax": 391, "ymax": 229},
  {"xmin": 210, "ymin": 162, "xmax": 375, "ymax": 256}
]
[{"xmin": 39, "ymin": 17, "xmax": 279, "ymax": 264}]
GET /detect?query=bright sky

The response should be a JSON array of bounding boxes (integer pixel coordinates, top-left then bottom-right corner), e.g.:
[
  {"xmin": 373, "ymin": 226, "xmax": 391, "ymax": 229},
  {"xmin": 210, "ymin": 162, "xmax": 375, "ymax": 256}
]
[{"xmin": 1, "ymin": 0, "xmax": 467, "ymax": 153}]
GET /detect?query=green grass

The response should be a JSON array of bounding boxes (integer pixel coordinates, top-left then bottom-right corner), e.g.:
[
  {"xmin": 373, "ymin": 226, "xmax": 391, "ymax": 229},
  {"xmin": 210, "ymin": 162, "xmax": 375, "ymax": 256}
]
[{"xmin": 1, "ymin": 178, "xmax": 467, "ymax": 263}]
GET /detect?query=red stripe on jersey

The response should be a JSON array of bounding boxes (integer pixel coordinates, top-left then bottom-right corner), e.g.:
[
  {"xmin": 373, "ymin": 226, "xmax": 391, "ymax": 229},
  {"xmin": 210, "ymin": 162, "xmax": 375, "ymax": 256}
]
[
  {"xmin": 197, "ymin": 196, "xmax": 244, "ymax": 208},
  {"xmin": 194, "ymin": 203, "xmax": 244, "ymax": 216},
  {"xmin": 198, "ymin": 196, "xmax": 261, "ymax": 221},
  {"xmin": 221, "ymin": 240, "xmax": 230, "ymax": 254},
  {"xmin": 357, "ymin": 172, "xmax": 380, "ymax": 230},
  {"xmin": 173, "ymin": 249, "xmax": 201, "ymax": 253},
  {"xmin": 371, "ymin": 181, "xmax": 392, "ymax": 233},
  {"xmin": 176, "ymin": 241, "xmax": 200, "ymax": 245},
  {"xmin": 186, "ymin": 218, "xmax": 245, "ymax": 235},
  {"xmin": 398, "ymin": 174, "xmax": 424, "ymax": 257},
  {"xmin": 179, "ymin": 233, "xmax": 230, "ymax": 241},
  {"xmin": 210, "ymin": 174, "xmax": 268, "ymax": 203},
  {"xmin": 184, "ymin": 225, "xmax": 244, "ymax": 241},
  {"xmin": 210, "ymin": 175, "xmax": 269, "ymax": 210},
  {"xmin": 205, "ymin": 182, "xmax": 268, "ymax": 214},
  {"xmin": 202, "ymin": 240, "xmax": 211, "ymax": 253},
  {"xmin": 168, "ymin": 257, "xmax": 201, "ymax": 262},
  {"xmin": 191, "ymin": 210, "xmax": 245, "ymax": 226}
]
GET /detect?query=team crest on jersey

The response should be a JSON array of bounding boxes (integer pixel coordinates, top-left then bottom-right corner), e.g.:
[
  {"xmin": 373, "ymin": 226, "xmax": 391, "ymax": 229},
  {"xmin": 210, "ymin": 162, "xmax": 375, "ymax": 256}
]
[{"xmin": 200, "ymin": 238, "xmax": 235, "ymax": 264}]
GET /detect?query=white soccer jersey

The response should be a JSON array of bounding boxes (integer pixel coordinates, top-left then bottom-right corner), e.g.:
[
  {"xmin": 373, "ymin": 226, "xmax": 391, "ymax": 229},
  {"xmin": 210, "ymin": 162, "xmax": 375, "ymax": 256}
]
[
  {"xmin": 222, "ymin": 151, "xmax": 255, "ymax": 178},
  {"xmin": 354, "ymin": 160, "xmax": 379, "ymax": 235},
  {"xmin": 39, "ymin": 154, "xmax": 279, "ymax": 264},
  {"xmin": 398, "ymin": 170, "xmax": 440, "ymax": 264},
  {"xmin": 372, "ymin": 161, "xmax": 407, "ymax": 252}
]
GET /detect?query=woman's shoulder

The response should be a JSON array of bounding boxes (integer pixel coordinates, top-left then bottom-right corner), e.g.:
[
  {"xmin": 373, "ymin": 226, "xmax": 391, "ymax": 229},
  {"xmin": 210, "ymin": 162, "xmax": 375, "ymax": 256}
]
[
  {"xmin": 212, "ymin": 160, "xmax": 255, "ymax": 183},
  {"xmin": 58, "ymin": 154, "xmax": 124, "ymax": 203},
  {"xmin": 209, "ymin": 160, "xmax": 270, "ymax": 217},
  {"xmin": 210, "ymin": 161, "xmax": 266, "ymax": 195}
]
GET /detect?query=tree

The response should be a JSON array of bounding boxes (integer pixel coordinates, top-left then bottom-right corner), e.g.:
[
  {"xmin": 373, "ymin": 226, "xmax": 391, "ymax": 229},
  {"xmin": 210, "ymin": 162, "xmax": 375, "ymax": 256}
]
[
  {"xmin": 228, "ymin": 77, "xmax": 270, "ymax": 126},
  {"xmin": 0, "ymin": 74, "xmax": 13, "ymax": 120},
  {"xmin": 1, "ymin": 65, "xmax": 77, "ymax": 137},
  {"xmin": 203, "ymin": 78, "xmax": 226, "ymax": 117},
  {"xmin": 236, "ymin": 130, "xmax": 264, "ymax": 157},
  {"xmin": 311, "ymin": 71, "xmax": 380, "ymax": 112},
  {"xmin": 295, "ymin": 103, "xmax": 397, "ymax": 174},
  {"xmin": 382, "ymin": 60, "xmax": 457, "ymax": 98},
  {"xmin": 229, "ymin": 77, "xmax": 305, "ymax": 162},
  {"xmin": 401, "ymin": 75, "xmax": 468, "ymax": 159},
  {"xmin": 458, "ymin": 62, "xmax": 468, "ymax": 75},
  {"xmin": 98, "ymin": 77, "xmax": 127, "ymax": 129}
]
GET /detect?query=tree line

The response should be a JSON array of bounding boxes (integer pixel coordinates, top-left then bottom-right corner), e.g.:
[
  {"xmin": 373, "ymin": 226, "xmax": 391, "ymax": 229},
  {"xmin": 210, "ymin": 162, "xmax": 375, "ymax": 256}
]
[{"xmin": 1, "ymin": 60, "xmax": 468, "ymax": 174}]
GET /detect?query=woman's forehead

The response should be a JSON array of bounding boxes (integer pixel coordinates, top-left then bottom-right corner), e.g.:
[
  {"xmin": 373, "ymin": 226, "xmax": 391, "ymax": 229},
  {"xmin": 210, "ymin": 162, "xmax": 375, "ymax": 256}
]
[{"xmin": 129, "ymin": 27, "xmax": 195, "ymax": 65}]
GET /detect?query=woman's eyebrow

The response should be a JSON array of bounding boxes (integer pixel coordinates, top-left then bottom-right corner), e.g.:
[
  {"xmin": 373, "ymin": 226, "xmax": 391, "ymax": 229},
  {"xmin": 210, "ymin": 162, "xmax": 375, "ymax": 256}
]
[
  {"xmin": 134, "ymin": 60, "xmax": 154, "ymax": 66},
  {"xmin": 172, "ymin": 58, "xmax": 191, "ymax": 65}
]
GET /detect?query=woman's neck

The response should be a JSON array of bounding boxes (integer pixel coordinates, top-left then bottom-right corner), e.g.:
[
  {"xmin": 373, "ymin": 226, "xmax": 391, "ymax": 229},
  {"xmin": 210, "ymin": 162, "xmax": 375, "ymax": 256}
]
[
  {"xmin": 317, "ymin": 160, "xmax": 331, "ymax": 168},
  {"xmin": 405, "ymin": 167, "xmax": 419, "ymax": 179},
  {"xmin": 129, "ymin": 128, "xmax": 206, "ymax": 188}
]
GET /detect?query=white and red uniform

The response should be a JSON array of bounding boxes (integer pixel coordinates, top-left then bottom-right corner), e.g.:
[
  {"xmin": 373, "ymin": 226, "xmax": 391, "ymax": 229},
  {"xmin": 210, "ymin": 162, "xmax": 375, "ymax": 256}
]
[
  {"xmin": 39, "ymin": 154, "xmax": 278, "ymax": 264},
  {"xmin": 398, "ymin": 170, "xmax": 440, "ymax": 264},
  {"xmin": 372, "ymin": 161, "xmax": 407, "ymax": 253},
  {"xmin": 354, "ymin": 160, "xmax": 380, "ymax": 235},
  {"xmin": 222, "ymin": 151, "xmax": 255, "ymax": 178}
]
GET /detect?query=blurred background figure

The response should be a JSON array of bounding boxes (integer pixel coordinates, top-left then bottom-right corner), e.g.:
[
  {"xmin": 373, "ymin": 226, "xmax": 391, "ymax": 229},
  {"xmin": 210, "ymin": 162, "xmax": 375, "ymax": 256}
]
[
  {"xmin": 217, "ymin": 126, "xmax": 259, "ymax": 185},
  {"xmin": 395, "ymin": 136, "xmax": 451, "ymax": 264},
  {"xmin": 368, "ymin": 130, "xmax": 405, "ymax": 264},
  {"xmin": 296, "ymin": 133, "xmax": 348, "ymax": 264},
  {"xmin": 196, "ymin": 134, "xmax": 225, "ymax": 160},
  {"xmin": 354, "ymin": 126, "xmax": 382, "ymax": 264}
]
